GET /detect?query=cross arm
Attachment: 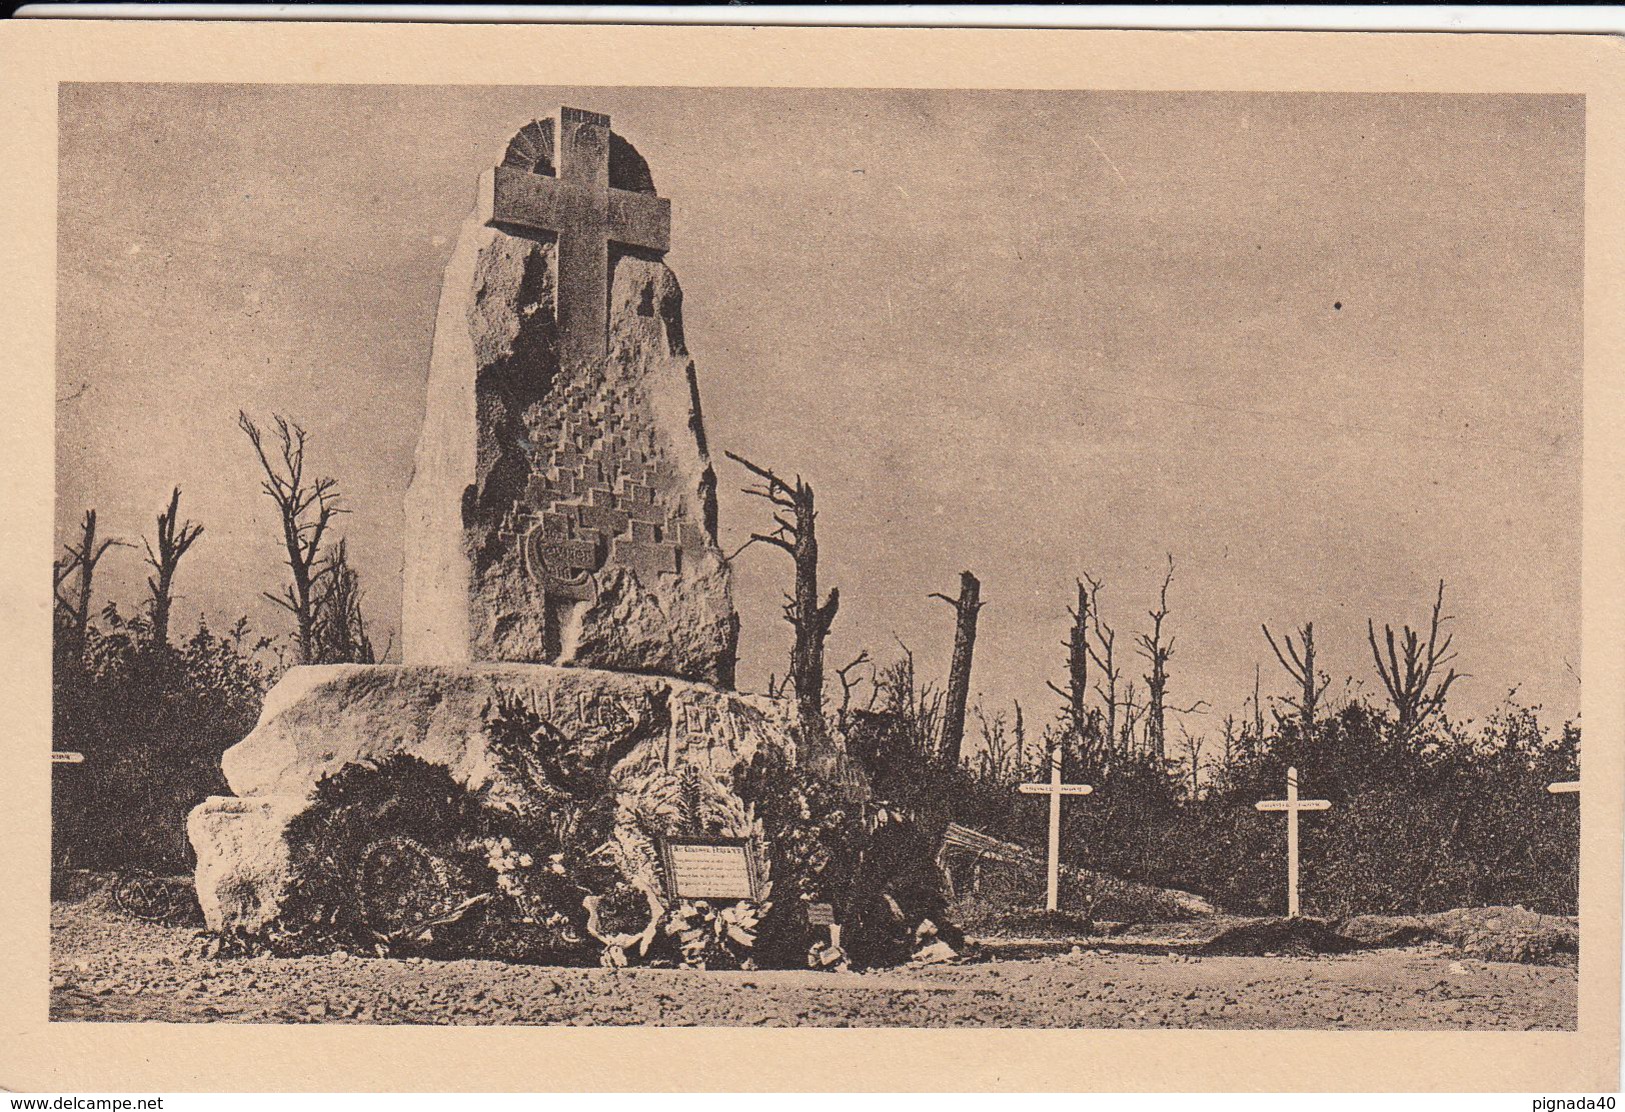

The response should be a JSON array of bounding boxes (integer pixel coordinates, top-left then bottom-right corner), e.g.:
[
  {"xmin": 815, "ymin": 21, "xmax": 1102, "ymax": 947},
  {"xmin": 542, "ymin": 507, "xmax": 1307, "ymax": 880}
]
[
  {"xmin": 609, "ymin": 189, "xmax": 671, "ymax": 253},
  {"xmin": 478, "ymin": 166, "xmax": 671, "ymax": 254},
  {"xmin": 1019, "ymin": 783, "xmax": 1094, "ymax": 795},
  {"xmin": 481, "ymin": 166, "xmax": 589, "ymax": 234},
  {"xmin": 1256, "ymin": 799, "xmax": 1332, "ymax": 811}
]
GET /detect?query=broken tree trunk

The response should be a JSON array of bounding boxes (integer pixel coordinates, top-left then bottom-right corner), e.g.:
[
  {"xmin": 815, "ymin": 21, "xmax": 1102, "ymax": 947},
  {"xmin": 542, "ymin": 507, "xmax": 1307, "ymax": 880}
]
[
  {"xmin": 143, "ymin": 486, "xmax": 204, "ymax": 650},
  {"xmin": 1063, "ymin": 579, "xmax": 1089, "ymax": 730},
  {"xmin": 788, "ymin": 481, "xmax": 836, "ymax": 741},
  {"xmin": 931, "ymin": 571, "xmax": 983, "ymax": 768},
  {"xmin": 725, "ymin": 450, "xmax": 839, "ymax": 748},
  {"xmin": 54, "ymin": 509, "xmax": 128, "ymax": 666},
  {"xmin": 1263, "ymin": 620, "xmax": 1330, "ymax": 742},
  {"xmin": 1047, "ymin": 579, "xmax": 1093, "ymax": 761}
]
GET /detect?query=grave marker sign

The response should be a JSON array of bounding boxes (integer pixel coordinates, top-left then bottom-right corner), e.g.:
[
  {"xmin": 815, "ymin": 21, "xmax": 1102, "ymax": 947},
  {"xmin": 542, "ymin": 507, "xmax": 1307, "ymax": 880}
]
[{"xmin": 659, "ymin": 838, "xmax": 763, "ymax": 902}]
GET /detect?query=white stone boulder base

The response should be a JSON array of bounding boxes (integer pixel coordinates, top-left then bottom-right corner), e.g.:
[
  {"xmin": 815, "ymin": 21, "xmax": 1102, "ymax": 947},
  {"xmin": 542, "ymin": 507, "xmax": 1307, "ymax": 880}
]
[{"xmin": 188, "ymin": 663, "xmax": 798, "ymax": 935}]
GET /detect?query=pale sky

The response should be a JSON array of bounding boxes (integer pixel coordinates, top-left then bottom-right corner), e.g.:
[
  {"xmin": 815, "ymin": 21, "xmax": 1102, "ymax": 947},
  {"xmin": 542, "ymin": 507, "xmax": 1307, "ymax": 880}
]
[{"xmin": 57, "ymin": 85, "xmax": 1584, "ymax": 734}]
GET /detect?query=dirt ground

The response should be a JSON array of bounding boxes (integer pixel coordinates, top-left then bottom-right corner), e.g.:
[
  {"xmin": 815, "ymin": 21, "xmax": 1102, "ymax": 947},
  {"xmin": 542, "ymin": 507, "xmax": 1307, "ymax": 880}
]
[{"xmin": 50, "ymin": 898, "xmax": 1576, "ymax": 1029}]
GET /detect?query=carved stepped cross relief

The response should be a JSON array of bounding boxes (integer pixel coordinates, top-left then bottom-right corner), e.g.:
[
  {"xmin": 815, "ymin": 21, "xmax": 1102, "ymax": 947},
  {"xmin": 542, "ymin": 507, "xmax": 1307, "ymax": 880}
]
[{"xmin": 495, "ymin": 374, "xmax": 697, "ymax": 605}]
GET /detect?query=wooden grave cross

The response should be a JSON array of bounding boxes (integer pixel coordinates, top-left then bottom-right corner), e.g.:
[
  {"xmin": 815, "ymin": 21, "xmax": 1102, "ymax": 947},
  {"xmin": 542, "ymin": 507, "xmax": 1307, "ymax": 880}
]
[
  {"xmin": 1017, "ymin": 745, "xmax": 1094, "ymax": 912},
  {"xmin": 1254, "ymin": 765, "xmax": 1331, "ymax": 918},
  {"xmin": 479, "ymin": 106, "xmax": 672, "ymax": 373}
]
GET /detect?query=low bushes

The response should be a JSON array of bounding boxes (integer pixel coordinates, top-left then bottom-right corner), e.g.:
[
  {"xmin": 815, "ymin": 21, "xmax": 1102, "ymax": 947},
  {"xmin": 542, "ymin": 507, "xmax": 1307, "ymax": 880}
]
[{"xmin": 53, "ymin": 610, "xmax": 274, "ymax": 874}]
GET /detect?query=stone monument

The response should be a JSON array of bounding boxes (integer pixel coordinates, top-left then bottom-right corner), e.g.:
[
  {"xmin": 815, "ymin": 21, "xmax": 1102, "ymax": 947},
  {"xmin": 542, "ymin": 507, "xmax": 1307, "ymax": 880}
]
[
  {"xmin": 404, "ymin": 106, "xmax": 737, "ymax": 685},
  {"xmin": 188, "ymin": 110, "xmax": 823, "ymax": 949}
]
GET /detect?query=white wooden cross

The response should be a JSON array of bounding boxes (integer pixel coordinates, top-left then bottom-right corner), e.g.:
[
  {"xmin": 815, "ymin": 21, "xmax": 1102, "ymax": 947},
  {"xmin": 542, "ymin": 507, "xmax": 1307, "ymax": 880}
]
[
  {"xmin": 1018, "ymin": 745, "xmax": 1093, "ymax": 912},
  {"xmin": 1254, "ymin": 766, "xmax": 1331, "ymax": 918}
]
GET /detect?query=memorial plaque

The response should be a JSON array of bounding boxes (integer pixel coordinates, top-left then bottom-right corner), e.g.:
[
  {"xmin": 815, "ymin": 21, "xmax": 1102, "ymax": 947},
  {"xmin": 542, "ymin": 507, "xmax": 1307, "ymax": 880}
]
[
  {"xmin": 806, "ymin": 902, "xmax": 836, "ymax": 926},
  {"xmin": 659, "ymin": 838, "xmax": 762, "ymax": 901}
]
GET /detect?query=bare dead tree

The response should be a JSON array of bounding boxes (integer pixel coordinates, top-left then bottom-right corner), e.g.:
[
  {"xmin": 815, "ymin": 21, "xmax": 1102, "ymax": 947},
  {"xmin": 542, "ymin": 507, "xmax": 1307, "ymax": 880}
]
[
  {"xmin": 1131, "ymin": 556, "xmax": 1186, "ymax": 758},
  {"xmin": 974, "ymin": 705, "xmax": 1014, "ymax": 782},
  {"xmin": 1118, "ymin": 680, "xmax": 1146, "ymax": 755},
  {"xmin": 1012, "ymin": 700, "xmax": 1026, "ymax": 774},
  {"xmin": 1174, "ymin": 723, "xmax": 1207, "ymax": 799},
  {"xmin": 312, "ymin": 538, "xmax": 377, "ymax": 664},
  {"xmin": 51, "ymin": 556, "xmax": 75, "ymax": 611},
  {"xmin": 1368, "ymin": 579, "xmax": 1465, "ymax": 738},
  {"xmin": 1250, "ymin": 662, "xmax": 1265, "ymax": 741},
  {"xmin": 875, "ymin": 637, "xmax": 945, "ymax": 761},
  {"xmin": 1133, "ymin": 557, "xmax": 1208, "ymax": 760},
  {"xmin": 932, "ymin": 570, "xmax": 984, "ymax": 768},
  {"xmin": 1262, "ymin": 621, "xmax": 1330, "ymax": 740},
  {"xmin": 1135, "ymin": 559, "xmax": 1173, "ymax": 758},
  {"xmin": 240, "ymin": 412, "xmax": 346, "ymax": 665},
  {"xmin": 832, "ymin": 649, "xmax": 873, "ymax": 733},
  {"xmin": 725, "ymin": 451, "xmax": 838, "ymax": 742},
  {"xmin": 54, "ymin": 509, "xmax": 130, "ymax": 663},
  {"xmin": 1046, "ymin": 578, "xmax": 1091, "ymax": 748},
  {"xmin": 141, "ymin": 487, "xmax": 204, "ymax": 650},
  {"xmin": 1217, "ymin": 713, "xmax": 1240, "ymax": 784},
  {"xmin": 1082, "ymin": 574, "xmax": 1124, "ymax": 756}
]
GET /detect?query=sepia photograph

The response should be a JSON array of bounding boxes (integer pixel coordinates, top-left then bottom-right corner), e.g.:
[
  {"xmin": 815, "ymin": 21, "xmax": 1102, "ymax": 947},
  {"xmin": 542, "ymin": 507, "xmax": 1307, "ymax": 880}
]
[
  {"xmin": 4, "ymin": 17, "xmax": 1622, "ymax": 1095},
  {"xmin": 45, "ymin": 81, "xmax": 1586, "ymax": 1032}
]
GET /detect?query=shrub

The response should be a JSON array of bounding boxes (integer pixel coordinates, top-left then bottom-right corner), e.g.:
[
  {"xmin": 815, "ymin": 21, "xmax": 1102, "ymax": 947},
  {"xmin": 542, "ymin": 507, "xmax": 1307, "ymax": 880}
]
[{"xmin": 52, "ymin": 609, "xmax": 274, "ymax": 873}]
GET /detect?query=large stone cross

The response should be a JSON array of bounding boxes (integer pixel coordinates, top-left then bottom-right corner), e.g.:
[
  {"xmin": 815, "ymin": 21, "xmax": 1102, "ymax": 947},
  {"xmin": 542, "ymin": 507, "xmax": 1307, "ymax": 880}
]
[{"xmin": 478, "ymin": 107, "xmax": 672, "ymax": 372}]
